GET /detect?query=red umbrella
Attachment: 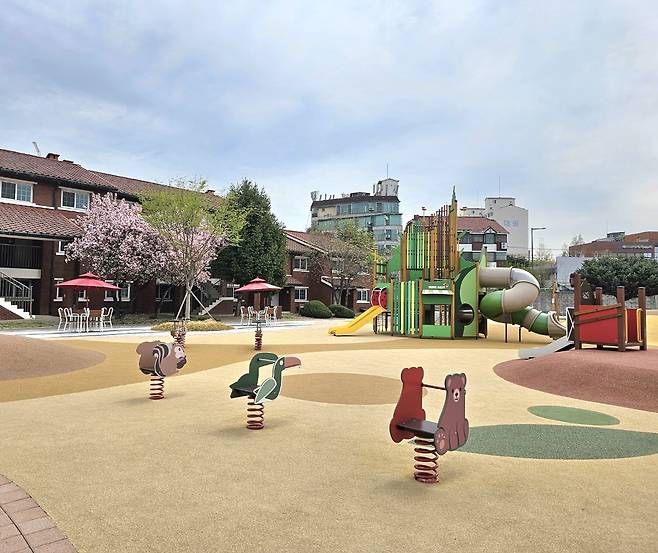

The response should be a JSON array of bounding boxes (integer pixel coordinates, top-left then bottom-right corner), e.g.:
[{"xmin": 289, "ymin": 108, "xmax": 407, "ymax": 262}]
[
  {"xmin": 56, "ymin": 272, "xmax": 121, "ymax": 290},
  {"xmin": 235, "ymin": 277, "xmax": 281, "ymax": 293}
]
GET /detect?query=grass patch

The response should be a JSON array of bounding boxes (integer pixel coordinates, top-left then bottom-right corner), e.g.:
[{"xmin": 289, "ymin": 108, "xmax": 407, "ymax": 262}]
[
  {"xmin": 150, "ymin": 319, "xmax": 233, "ymax": 332},
  {"xmin": 0, "ymin": 320, "xmax": 56, "ymax": 329}
]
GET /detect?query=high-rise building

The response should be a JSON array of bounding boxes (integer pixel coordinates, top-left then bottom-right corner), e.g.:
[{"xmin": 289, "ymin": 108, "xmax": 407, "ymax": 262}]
[
  {"xmin": 310, "ymin": 178, "xmax": 402, "ymax": 254},
  {"xmin": 460, "ymin": 196, "xmax": 529, "ymax": 257}
]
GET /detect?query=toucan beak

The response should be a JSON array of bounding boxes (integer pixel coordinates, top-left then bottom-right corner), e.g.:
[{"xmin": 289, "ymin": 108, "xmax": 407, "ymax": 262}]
[{"xmin": 283, "ymin": 356, "xmax": 302, "ymax": 369}]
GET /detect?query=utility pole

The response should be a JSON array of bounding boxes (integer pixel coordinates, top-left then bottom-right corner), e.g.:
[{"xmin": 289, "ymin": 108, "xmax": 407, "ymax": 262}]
[{"xmin": 530, "ymin": 226, "xmax": 546, "ymax": 267}]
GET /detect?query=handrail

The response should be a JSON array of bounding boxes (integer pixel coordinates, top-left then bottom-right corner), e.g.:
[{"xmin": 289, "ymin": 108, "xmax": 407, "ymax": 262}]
[{"xmin": 0, "ymin": 270, "xmax": 33, "ymax": 316}]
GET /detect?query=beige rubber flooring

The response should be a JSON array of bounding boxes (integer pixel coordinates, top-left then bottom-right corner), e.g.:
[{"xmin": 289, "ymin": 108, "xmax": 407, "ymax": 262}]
[{"xmin": 0, "ymin": 320, "xmax": 657, "ymax": 552}]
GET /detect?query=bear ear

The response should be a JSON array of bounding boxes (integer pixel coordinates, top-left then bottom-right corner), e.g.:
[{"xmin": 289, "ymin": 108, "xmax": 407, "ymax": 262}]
[
  {"xmin": 445, "ymin": 375, "xmax": 453, "ymax": 389},
  {"xmin": 460, "ymin": 373, "xmax": 467, "ymax": 387}
]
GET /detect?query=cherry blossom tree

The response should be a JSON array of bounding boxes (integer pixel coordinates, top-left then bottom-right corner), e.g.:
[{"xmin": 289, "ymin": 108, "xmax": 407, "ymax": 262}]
[
  {"xmin": 66, "ymin": 193, "xmax": 174, "ymax": 312},
  {"xmin": 140, "ymin": 178, "xmax": 245, "ymax": 319}
]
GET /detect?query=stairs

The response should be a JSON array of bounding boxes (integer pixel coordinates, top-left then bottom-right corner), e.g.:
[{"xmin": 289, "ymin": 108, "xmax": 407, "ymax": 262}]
[{"xmin": 0, "ymin": 271, "xmax": 33, "ymax": 320}]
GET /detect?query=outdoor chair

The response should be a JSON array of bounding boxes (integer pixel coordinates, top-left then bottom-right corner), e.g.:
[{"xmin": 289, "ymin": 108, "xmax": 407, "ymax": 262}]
[
  {"xmin": 99, "ymin": 306, "xmax": 114, "ymax": 331},
  {"xmin": 247, "ymin": 306, "xmax": 255, "ymax": 326},
  {"xmin": 57, "ymin": 307, "xmax": 68, "ymax": 332},
  {"xmin": 268, "ymin": 306, "xmax": 277, "ymax": 325},
  {"xmin": 63, "ymin": 307, "xmax": 79, "ymax": 333},
  {"xmin": 257, "ymin": 308, "xmax": 268, "ymax": 325},
  {"xmin": 240, "ymin": 306, "xmax": 250, "ymax": 326}
]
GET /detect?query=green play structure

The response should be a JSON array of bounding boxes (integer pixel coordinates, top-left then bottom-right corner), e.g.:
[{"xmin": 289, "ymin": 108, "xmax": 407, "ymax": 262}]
[{"xmin": 371, "ymin": 190, "xmax": 565, "ymax": 340}]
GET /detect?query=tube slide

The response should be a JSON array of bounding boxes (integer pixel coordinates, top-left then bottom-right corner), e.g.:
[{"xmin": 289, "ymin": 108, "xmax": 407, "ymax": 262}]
[
  {"xmin": 329, "ymin": 305, "xmax": 385, "ymax": 336},
  {"xmin": 479, "ymin": 267, "xmax": 565, "ymax": 338}
]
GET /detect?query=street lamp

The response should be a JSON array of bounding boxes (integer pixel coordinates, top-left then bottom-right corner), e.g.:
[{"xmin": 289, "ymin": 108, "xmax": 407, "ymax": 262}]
[{"xmin": 530, "ymin": 227, "xmax": 546, "ymax": 267}]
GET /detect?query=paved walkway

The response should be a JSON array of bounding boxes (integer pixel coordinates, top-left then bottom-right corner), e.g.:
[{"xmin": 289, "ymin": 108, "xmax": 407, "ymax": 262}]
[{"xmin": 0, "ymin": 475, "xmax": 75, "ymax": 552}]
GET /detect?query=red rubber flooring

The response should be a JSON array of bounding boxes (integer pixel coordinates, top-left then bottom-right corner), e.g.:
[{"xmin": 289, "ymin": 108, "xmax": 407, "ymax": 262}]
[{"xmin": 494, "ymin": 348, "xmax": 658, "ymax": 412}]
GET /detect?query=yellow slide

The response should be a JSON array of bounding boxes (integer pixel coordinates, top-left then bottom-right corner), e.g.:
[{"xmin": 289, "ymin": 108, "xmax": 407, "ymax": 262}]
[{"xmin": 328, "ymin": 305, "xmax": 386, "ymax": 336}]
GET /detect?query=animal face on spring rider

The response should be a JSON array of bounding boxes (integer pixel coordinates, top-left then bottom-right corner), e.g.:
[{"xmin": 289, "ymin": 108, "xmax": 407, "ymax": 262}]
[
  {"xmin": 136, "ymin": 341, "xmax": 187, "ymax": 377},
  {"xmin": 435, "ymin": 373, "xmax": 468, "ymax": 455}
]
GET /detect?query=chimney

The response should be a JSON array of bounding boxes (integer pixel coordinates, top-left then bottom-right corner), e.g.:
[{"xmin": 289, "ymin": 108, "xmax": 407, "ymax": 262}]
[{"xmin": 46, "ymin": 153, "xmax": 60, "ymax": 160}]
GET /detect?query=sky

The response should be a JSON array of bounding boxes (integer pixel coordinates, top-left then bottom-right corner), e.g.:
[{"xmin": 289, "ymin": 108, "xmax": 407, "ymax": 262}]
[{"xmin": 1, "ymin": 1, "xmax": 657, "ymax": 254}]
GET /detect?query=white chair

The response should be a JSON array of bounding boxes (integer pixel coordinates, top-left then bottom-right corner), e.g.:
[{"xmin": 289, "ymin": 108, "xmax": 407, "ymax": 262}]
[
  {"xmin": 57, "ymin": 307, "xmax": 67, "ymax": 332},
  {"xmin": 247, "ymin": 306, "xmax": 255, "ymax": 326},
  {"xmin": 240, "ymin": 306, "xmax": 249, "ymax": 326},
  {"xmin": 99, "ymin": 307, "xmax": 114, "ymax": 331},
  {"xmin": 256, "ymin": 308, "xmax": 268, "ymax": 325},
  {"xmin": 64, "ymin": 307, "xmax": 78, "ymax": 333},
  {"xmin": 79, "ymin": 307, "xmax": 90, "ymax": 333},
  {"xmin": 269, "ymin": 306, "xmax": 278, "ymax": 325}
]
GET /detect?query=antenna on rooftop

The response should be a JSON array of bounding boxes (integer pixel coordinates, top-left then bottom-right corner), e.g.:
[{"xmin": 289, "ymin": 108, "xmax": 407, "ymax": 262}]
[
  {"xmin": 32, "ymin": 141, "xmax": 41, "ymax": 156},
  {"xmin": 386, "ymin": 163, "xmax": 389, "ymax": 179},
  {"xmin": 498, "ymin": 175, "xmax": 501, "ymax": 197}
]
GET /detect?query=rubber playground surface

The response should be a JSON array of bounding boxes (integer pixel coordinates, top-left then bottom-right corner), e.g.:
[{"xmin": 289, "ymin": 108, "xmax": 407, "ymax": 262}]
[{"xmin": 1, "ymin": 319, "xmax": 657, "ymax": 552}]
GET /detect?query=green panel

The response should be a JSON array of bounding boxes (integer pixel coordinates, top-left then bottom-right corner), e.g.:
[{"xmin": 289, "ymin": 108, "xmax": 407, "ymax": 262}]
[
  {"xmin": 423, "ymin": 295, "xmax": 452, "ymax": 305},
  {"xmin": 422, "ymin": 325, "xmax": 453, "ymax": 338},
  {"xmin": 454, "ymin": 265, "xmax": 478, "ymax": 338}
]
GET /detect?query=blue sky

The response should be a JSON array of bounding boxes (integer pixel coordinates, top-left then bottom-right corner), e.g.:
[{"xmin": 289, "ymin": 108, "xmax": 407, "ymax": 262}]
[{"xmin": 1, "ymin": 1, "xmax": 657, "ymax": 253}]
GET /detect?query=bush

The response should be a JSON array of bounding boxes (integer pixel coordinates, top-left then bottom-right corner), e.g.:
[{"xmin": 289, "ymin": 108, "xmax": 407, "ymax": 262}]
[
  {"xmin": 151, "ymin": 320, "xmax": 233, "ymax": 332},
  {"xmin": 329, "ymin": 304, "xmax": 355, "ymax": 318},
  {"xmin": 299, "ymin": 300, "xmax": 333, "ymax": 318}
]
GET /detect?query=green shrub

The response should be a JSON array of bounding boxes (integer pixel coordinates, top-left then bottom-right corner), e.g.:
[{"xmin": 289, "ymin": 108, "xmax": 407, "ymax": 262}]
[
  {"xmin": 151, "ymin": 320, "xmax": 233, "ymax": 332},
  {"xmin": 299, "ymin": 300, "xmax": 333, "ymax": 318},
  {"xmin": 329, "ymin": 304, "xmax": 355, "ymax": 318}
]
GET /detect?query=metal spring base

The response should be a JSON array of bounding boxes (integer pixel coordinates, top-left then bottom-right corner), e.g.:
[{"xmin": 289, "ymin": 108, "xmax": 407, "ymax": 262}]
[
  {"xmin": 172, "ymin": 329, "xmax": 186, "ymax": 348},
  {"xmin": 150, "ymin": 376, "xmax": 165, "ymax": 400},
  {"xmin": 413, "ymin": 438, "xmax": 438, "ymax": 484},
  {"xmin": 254, "ymin": 330, "xmax": 262, "ymax": 351},
  {"xmin": 247, "ymin": 399, "xmax": 264, "ymax": 430}
]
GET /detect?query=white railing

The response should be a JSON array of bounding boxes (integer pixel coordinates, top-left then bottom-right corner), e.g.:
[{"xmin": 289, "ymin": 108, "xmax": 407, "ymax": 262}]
[{"xmin": 0, "ymin": 271, "xmax": 33, "ymax": 316}]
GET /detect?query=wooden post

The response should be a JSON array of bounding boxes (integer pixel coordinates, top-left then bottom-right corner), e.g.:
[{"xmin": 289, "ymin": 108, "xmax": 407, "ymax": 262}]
[
  {"xmin": 595, "ymin": 287, "xmax": 603, "ymax": 306},
  {"xmin": 616, "ymin": 286, "xmax": 626, "ymax": 352},
  {"xmin": 573, "ymin": 273, "xmax": 582, "ymax": 350},
  {"xmin": 639, "ymin": 287, "xmax": 647, "ymax": 351}
]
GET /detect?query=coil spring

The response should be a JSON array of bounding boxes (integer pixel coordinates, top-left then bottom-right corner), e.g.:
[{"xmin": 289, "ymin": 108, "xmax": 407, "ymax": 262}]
[
  {"xmin": 413, "ymin": 438, "xmax": 439, "ymax": 484},
  {"xmin": 254, "ymin": 329, "xmax": 263, "ymax": 351},
  {"xmin": 247, "ymin": 399, "xmax": 264, "ymax": 430},
  {"xmin": 150, "ymin": 376, "xmax": 165, "ymax": 400},
  {"xmin": 172, "ymin": 329, "xmax": 186, "ymax": 348}
]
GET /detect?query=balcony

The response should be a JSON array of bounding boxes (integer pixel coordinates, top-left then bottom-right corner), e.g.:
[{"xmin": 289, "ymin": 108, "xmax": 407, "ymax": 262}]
[{"xmin": 0, "ymin": 243, "xmax": 42, "ymax": 269}]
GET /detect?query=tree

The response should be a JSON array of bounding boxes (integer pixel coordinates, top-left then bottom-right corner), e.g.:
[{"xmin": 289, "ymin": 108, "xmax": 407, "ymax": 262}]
[
  {"xmin": 140, "ymin": 178, "xmax": 246, "ymax": 319},
  {"xmin": 66, "ymin": 193, "xmax": 172, "ymax": 313},
  {"xmin": 570, "ymin": 233, "xmax": 585, "ymax": 246},
  {"xmin": 578, "ymin": 256, "xmax": 658, "ymax": 300},
  {"xmin": 212, "ymin": 179, "xmax": 286, "ymax": 287},
  {"xmin": 310, "ymin": 222, "xmax": 375, "ymax": 305}
]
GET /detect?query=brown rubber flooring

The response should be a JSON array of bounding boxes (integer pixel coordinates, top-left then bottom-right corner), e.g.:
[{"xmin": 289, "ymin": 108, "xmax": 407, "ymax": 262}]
[
  {"xmin": 0, "ymin": 336, "xmax": 105, "ymax": 380},
  {"xmin": 494, "ymin": 348, "xmax": 658, "ymax": 412}
]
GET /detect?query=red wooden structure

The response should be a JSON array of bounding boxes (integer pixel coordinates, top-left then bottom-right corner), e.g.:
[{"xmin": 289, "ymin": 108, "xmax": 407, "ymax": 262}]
[
  {"xmin": 389, "ymin": 367, "xmax": 468, "ymax": 484},
  {"xmin": 572, "ymin": 273, "xmax": 647, "ymax": 352}
]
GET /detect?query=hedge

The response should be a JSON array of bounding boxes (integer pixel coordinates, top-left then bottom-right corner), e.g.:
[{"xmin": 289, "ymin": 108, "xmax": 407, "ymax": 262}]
[
  {"xmin": 299, "ymin": 300, "xmax": 333, "ymax": 318},
  {"xmin": 329, "ymin": 304, "xmax": 355, "ymax": 318}
]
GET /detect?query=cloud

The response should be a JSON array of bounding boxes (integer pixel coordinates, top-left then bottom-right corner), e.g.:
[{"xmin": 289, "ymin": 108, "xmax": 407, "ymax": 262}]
[{"xmin": 1, "ymin": 0, "xmax": 657, "ymax": 251}]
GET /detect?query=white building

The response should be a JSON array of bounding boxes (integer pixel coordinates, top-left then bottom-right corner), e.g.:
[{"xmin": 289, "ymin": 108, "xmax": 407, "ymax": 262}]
[{"xmin": 460, "ymin": 196, "xmax": 529, "ymax": 258}]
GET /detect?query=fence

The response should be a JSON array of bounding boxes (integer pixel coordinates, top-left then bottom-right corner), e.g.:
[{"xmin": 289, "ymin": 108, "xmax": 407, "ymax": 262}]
[{"xmin": 533, "ymin": 289, "xmax": 658, "ymax": 315}]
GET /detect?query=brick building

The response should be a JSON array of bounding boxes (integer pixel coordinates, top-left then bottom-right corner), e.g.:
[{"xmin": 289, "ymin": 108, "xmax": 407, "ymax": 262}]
[
  {"xmin": 456, "ymin": 216, "xmax": 508, "ymax": 266},
  {"xmin": 569, "ymin": 231, "xmax": 658, "ymax": 259}
]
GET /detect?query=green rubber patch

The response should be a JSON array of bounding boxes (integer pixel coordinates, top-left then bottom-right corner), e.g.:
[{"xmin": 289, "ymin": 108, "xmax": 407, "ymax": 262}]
[
  {"xmin": 528, "ymin": 406, "xmax": 620, "ymax": 426},
  {"xmin": 459, "ymin": 425, "xmax": 658, "ymax": 459}
]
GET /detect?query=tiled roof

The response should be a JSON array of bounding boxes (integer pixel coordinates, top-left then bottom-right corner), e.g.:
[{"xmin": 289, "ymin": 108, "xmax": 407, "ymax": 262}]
[
  {"xmin": 0, "ymin": 203, "xmax": 82, "ymax": 239},
  {"xmin": 457, "ymin": 216, "xmax": 507, "ymax": 234},
  {"xmin": 0, "ymin": 149, "xmax": 116, "ymax": 190},
  {"xmin": 284, "ymin": 275, "xmax": 305, "ymax": 286},
  {"xmin": 285, "ymin": 230, "xmax": 332, "ymax": 252},
  {"xmin": 91, "ymin": 171, "xmax": 169, "ymax": 197}
]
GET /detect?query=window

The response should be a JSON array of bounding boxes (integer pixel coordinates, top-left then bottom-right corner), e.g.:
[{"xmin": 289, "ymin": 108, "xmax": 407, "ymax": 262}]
[
  {"xmin": 1, "ymin": 180, "xmax": 33, "ymax": 203},
  {"xmin": 356, "ymin": 289, "xmax": 370, "ymax": 303},
  {"xmin": 156, "ymin": 283, "xmax": 172, "ymax": 302},
  {"xmin": 484, "ymin": 233, "xmax": 496, "ymax": 244},
  {"xmin": 294, "ymin": 287, "xmax": 308, "ymax": 302},
  {"xmin": 61, "ymin": 189, "xmax": 90, "ymax": 210},
  {"xmin": 293, "ymin": 256, "xmax": 308, "ymax": 271},
  {"xmin": 226, "ymin": 284, "xmax": 239, "ymax": 298},
  {"xmin": 104, "ymin": 281, "xmax": 131, "ymax": 302},
  {"xmin": 78, "ymin": 289, "xmax": 88, "ymax": 302},
  {"xmin": 512, "ymin": 220, "xmax": 519, "ymax": 227},
  {"xmin": 54, "ymin": 279, "xmax": 64, "ymax": 302},
  {"xmin": 56, "ymin": 241, "xmax": 69, "ymax": 256}
]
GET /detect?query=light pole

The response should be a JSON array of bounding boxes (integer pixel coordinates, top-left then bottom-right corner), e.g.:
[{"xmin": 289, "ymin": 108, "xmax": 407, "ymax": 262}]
[{"xmin": 530, "ymin": 227, "xmax": 546, "ymax": 267}]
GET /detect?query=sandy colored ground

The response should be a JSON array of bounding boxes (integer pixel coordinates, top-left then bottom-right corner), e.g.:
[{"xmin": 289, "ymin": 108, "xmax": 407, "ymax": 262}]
[
  {"xmin": 0, "ymin": 319, "xmax": 657, "ymax": 552},
  {"xmin": 0, "ymin": 335, "xmax": 105, "ymax": 380}
]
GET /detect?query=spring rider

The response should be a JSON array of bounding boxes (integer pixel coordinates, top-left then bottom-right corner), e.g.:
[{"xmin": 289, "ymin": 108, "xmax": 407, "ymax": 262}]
[
  {"xmin": 389, "ymin": 367, "xmax": 469, "ymax": 483},
  {"xmin": 136, "ymin": 341, "xmax": 187, "ymax": 400},
  {"xmin": 229, "ymin": 353, "xmax": 302, "ymax": 429}
]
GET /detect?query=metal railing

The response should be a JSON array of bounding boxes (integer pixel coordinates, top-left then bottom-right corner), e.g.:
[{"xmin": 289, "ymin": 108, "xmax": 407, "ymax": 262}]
[
  {"xmin": 0, "ymin": 243, "xmax": 42, "ymax": 269},
  {"xmin": 0, "ymin": 271, "xmax": 33, "ymax": 316}
]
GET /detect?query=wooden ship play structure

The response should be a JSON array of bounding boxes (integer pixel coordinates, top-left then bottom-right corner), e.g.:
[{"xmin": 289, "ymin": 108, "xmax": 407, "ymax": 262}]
[{"xmin": 329, "ymin": 190, "xmax": 565, "ymax": 340}]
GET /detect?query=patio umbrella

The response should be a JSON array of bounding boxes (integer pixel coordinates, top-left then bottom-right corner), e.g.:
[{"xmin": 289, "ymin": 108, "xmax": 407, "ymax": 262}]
[
  {"xmin": 56, "ymin": 272, "xmax": 121, "ymax": 291},
  {"xmin": 235, "ymin": 277, "xmax": 281, "ymax": 311}
]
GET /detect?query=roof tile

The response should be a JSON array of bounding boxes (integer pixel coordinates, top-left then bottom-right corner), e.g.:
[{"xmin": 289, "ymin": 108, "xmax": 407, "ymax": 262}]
[{"xmin": 0, "ymin": 203, "xmax": 82, "ymax": 239}]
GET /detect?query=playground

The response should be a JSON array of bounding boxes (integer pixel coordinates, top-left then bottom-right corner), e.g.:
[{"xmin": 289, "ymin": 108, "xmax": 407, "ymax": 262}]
[{"xmin": 1, "ymin": 317, "xmax": 658, "ymax": 553}]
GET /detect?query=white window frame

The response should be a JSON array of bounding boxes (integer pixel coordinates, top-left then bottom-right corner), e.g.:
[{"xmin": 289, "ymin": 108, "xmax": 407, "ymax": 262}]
[
  {"xmin": 356, "ymin": 288, "xmax": 370, "ymax": 304},
  {"xmin": 293, "ymin": 256, "xmax": 308, "ymax": 272},
  {"xmin": 56, "ymin": 240, "xmax": 69, "ymax": 256},
  {"xmin": 294, "ymin": 286, "xmax": 308, "ymax": 302},
  {"xmin": 54, "ymin": 278, "xmax": 64, "ymax": 302},
  {"xmin": 156, "ymin": 283, "xmax": 173, "ymax": 302},
  {"xmin": 60, "ymin": 188, "xmax": 90, "ymax": 211},
  {"xmin": 104, "ymin": 281, "xmax": 131, "ymax": 302},
  {"xmin": 226, "ymin": 283, "xmax": 239, "ymax": 299},
  {"xmin": 78, "ymin": 289, "xmax": 88, "ymax": 302},
  {"xmin": 0, "ymin": 178, "xmax": 35, "ymax": 205}
]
